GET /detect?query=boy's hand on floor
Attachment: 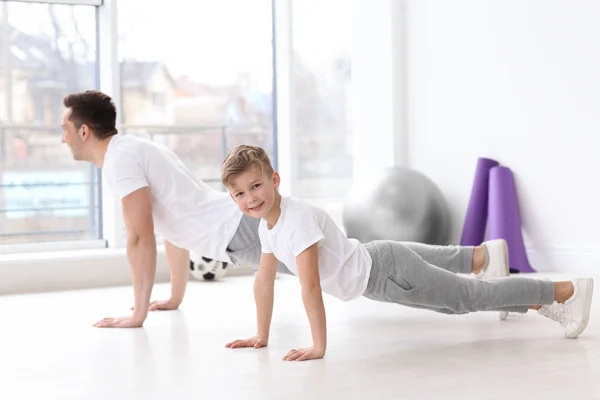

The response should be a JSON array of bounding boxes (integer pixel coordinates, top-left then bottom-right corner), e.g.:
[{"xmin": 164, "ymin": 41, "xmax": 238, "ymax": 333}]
[
  {"xmin": 282, "ymin": 346, "xmax": 325, "ymax": 361},
  {"xmin": 225, "ymin": 335, "xmax": 268, "ymax": 349}
]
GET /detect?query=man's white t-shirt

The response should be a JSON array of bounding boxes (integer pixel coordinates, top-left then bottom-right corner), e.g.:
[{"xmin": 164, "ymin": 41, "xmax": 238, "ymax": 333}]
[
  {"xmin": 258, "ymin": 196, "xmax": 372, "ymax": 301},
  {"xmin": 102, "ymin": 134, "xmax": 242, "ymax": 262}
]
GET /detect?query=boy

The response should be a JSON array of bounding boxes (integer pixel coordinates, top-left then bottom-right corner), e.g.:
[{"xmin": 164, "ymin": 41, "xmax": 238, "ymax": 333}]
[
  {"xmin": 222, "ymin": 145, "xmax": 594, "ymax": 362},
  {"xmin": 60, "ymin": 91, "xmax": 287, "ymax": 328}
]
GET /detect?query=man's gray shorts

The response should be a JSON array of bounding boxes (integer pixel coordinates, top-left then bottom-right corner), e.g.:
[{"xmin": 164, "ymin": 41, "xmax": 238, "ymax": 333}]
[{"xmin": 226, "ymin": 214, "xmax": 291, "ymax": 274}]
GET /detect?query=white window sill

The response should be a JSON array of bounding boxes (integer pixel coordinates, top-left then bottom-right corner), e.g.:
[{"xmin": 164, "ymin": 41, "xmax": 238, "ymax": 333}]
[
  {"xmin": 0, "ymin": 240, "xmax": 108, "ymax": 255},
  {"xmin": 0, "ymin": 246, "xmax": 252, "ymax": 295}
]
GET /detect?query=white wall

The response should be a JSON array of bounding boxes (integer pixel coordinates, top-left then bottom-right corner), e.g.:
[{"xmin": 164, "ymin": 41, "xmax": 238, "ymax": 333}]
[
  {"xmin": 351, "ymin": 0, "xmax": 407, "ymax": 177},
  {"xmin": 406, "ymin": 0, "xmax": 600, "ymax": 273}
]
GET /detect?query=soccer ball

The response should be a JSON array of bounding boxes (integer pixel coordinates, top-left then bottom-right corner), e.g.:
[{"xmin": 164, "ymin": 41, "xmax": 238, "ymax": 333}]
[{"xmin": 189, "ymin": 256, "xmax": 228, "ymax": 281}]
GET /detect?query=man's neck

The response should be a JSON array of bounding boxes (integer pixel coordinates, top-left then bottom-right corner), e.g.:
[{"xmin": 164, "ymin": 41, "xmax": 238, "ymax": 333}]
[{"xmin": 90, "ymin": 135, "xmax": 115, "ymax": 168}]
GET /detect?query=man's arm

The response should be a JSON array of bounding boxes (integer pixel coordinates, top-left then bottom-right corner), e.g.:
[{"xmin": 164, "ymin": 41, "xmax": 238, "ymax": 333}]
[
  {"xmin": 146, "ymin": 240, "xmax": 190, "ymax": 311},
  {"xmin": 94, "ymin": 186, "xmax": 156, "ymax": 328},
  {"xmin": 226, "ymin": 252, "xmax": 279, "ymax": 349},
  {"xmin": 283, "ymin": 243, "xmax": 327, "ymax": 361}
]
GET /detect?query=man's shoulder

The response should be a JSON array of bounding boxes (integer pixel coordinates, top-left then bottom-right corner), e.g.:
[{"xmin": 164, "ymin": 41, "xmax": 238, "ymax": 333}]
[
  {"xmin": 103, "ymin": 139, "xmax": 151, "ymax": 179},
  {"xmin": 108, "ymin": 134, "xmax": 153, "ymax": 154},
  {"xmin": 105, "ymin": 135, "xmax": 157, "ymax": 165}
]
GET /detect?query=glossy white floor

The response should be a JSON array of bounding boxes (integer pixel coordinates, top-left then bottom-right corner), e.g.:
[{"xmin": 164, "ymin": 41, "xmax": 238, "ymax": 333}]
[{"xmin": 2, "ymin": 272, "xmax": 600, "ymax": 400}]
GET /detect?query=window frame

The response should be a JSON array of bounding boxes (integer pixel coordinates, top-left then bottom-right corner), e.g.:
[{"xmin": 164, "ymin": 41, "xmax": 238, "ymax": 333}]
[
  {"xmin": 2, "ymin": 0, "xmax": 283, "ymax": 254},
  {"xmin": 0, "ymin": 0, "xmax": 102, "ymax": 6},
  {"xmin": 0, "ymin": 0, "xmax": 110, "ymax": 253}
]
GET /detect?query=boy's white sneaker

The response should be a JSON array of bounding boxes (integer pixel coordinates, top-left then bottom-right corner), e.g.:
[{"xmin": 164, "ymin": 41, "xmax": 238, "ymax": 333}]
[
  {"xmin": 475, "ymin": 239, "xmax": 510, "ymax": 320},
  {"xmin": 537, "ymin": 278, "xmax": 594, "ymax": 338}
]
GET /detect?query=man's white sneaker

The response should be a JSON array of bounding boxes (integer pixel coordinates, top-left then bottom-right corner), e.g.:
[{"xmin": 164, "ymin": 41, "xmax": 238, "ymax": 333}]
[
  {"xmin": 537, "ymin": 278, "xmax": 594, "ymax": 338},
  {"xmin": 475, "ymin": 239, "xmax": 510, "ymax": 320}
]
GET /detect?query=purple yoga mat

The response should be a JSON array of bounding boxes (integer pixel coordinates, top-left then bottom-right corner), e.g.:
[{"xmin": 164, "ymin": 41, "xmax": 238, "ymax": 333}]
[
  {"xmin": 486, "ymin": 166, "xmax": 535, "ymax": 273},
  {"xmin": 460, "ymin": 157, "xmax": 499, "ymax": 246}
]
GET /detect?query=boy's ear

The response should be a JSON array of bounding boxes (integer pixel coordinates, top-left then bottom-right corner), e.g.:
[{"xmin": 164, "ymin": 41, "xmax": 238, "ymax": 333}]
[{"xmin": 272, "ymin": 171, "xmax": 280, "ymax": 189}]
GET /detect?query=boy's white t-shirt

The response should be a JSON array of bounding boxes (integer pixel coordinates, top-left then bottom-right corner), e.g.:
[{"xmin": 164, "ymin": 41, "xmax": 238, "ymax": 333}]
[
  {"xmin": 259, "ymin": 196, "xmax": 372, "ymax": 301},
  {"xmin": 102, "ymin": 134, "xmax": 242, "ymax": 262}
]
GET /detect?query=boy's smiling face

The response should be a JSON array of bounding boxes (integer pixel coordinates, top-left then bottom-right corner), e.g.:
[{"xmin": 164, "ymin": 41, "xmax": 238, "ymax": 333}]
[{"xmin": 228, "ymin": 165, "xmax": 280, "ymax": 219}]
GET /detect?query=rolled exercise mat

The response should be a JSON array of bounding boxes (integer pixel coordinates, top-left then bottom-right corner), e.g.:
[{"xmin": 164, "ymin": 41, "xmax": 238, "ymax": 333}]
[
  {"xmin": 460, "ymin": 157, "xmax": 500, "ymax": 246},
  {"xmin": 486, "ymin": 166, "xmax": 535, "ymax": 272}
]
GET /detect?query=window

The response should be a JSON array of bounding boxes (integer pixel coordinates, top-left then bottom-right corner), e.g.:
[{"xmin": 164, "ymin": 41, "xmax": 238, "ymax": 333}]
[
  {"xmin": 0, "ymin": 1, "xmax": 100, "ymax": 245},
  {"xmin": 118, "ymin": 0, "xmax": 275, "ymax": 191},
  {"xmin": 291, "ymin": 0, "xmax": 353, "ymax": 220},
  {"xmin": 151, "ymin": 91, "xmax": 166, "ymax": 114}
]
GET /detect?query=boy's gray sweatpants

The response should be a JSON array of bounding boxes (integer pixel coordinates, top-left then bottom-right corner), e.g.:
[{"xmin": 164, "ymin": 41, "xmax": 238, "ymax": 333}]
[{"xmin": 363, "ymin": 240, "xmax": 555, "ymax": 314}]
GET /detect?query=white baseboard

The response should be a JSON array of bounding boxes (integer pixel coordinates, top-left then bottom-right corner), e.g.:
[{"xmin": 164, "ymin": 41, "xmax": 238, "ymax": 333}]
[
  {"xmin": 526, "ymin": 247, "xmax": 599, "ymax": 275},
  {"xmin": 0, "ymin": 248, "xmax": 253, "ymax": 295}
]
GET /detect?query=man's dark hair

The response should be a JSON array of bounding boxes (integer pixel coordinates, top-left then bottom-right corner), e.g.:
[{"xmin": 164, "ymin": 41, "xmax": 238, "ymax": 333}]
[{"xmin": 63, "ymin": 90, "xmax": 118, "ymax": 139}]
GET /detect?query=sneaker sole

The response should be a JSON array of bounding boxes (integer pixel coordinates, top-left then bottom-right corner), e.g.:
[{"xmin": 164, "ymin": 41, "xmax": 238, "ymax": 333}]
[{"xmin": 566, "ymin": 278, "xmax": 594, "ymax": 339}]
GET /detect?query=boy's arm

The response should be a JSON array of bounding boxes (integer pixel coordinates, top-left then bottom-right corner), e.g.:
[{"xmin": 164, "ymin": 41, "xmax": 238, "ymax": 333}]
[
  {"xmin": 226, "ymin": 252, "xmax": 278, "ymax": 349},
  {"xmin": 94, "ymin": 187, "xmax": 157, "ymax": 328},
  {"xmin": 143, "ymin": 240, "xmax": 190, "ymax": 311},
  {"xmin": 255, "ymin": 252, "xmax": 279, "ymax": 340},
  {"xmin": 284, "ymin": 243, "xmax": 327, "ymax": 361}
]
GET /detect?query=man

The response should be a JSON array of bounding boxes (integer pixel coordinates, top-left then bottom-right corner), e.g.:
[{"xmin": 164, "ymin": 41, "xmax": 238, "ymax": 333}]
[{"xmin": 60, "ymin": 90, "xmax": 283, "ymax": 328}]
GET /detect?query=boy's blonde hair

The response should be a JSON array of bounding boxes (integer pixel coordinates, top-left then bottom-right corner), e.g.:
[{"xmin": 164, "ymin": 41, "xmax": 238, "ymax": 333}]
[{"xmin": 221, "ymin": 145, "xmax": 274, "ymax": 188}]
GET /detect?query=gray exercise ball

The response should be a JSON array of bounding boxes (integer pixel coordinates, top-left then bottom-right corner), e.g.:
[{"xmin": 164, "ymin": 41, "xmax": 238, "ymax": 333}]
[{"xmin": 342, "ymin": 167, "xmax": 450, "ymax": 245}]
